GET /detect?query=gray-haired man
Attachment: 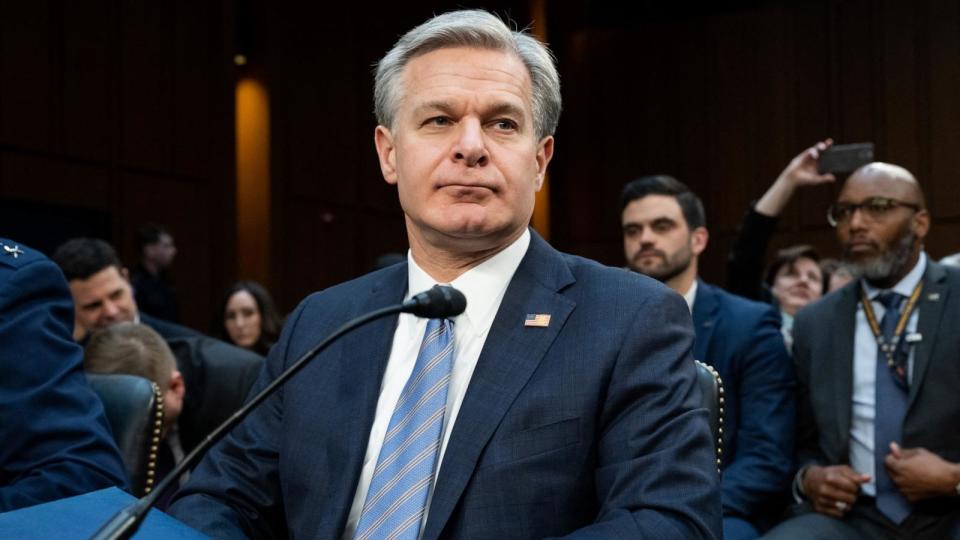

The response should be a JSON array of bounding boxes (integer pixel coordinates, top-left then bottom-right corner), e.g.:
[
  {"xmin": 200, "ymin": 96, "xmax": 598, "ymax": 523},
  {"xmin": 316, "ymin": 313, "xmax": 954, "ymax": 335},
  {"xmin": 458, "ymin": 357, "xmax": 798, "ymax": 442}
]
[{"xmin": 169, "ymin": 10, "xmax": 720, "ymax": 539}]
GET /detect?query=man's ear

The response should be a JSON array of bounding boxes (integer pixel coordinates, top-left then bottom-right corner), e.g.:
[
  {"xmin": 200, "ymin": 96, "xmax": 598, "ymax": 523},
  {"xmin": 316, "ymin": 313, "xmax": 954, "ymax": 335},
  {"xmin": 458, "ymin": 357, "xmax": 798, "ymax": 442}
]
[
  {"xmin": 120, "ymin": 266, "xmax": 130, "ymax": 281},
  {"xmin": 534, "ymin": 136, "xmax": 554, "ymax": 191},
  {"xmin": 912, "ymin": 209, "xmax": 931, "ymax": 240},
  {"xmin": 169, "ymin": 370, "xmax": 186, "ymax": 399},
  {"xmin": 690, "ymin": 226, "xmax": 709, "ymax": 256},
  {"xmin": 375, "ymin": 125, "xmax": 398, "ymax": 185}
]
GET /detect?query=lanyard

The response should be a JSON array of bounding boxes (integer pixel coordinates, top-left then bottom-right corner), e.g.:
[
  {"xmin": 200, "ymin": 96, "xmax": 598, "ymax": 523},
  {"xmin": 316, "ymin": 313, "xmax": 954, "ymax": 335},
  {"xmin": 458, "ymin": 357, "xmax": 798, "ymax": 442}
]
[{"xmin": 859, "ymin": 280, "xmax": 923, "ymax": 371}]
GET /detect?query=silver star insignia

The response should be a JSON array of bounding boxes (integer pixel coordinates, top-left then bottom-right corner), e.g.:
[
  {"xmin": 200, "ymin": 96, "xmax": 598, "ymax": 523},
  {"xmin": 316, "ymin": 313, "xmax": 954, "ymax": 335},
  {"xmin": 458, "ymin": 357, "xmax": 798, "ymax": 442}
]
[{"xmin": 3, "ymin": 244, "xmax": 25, "ymax": 258}]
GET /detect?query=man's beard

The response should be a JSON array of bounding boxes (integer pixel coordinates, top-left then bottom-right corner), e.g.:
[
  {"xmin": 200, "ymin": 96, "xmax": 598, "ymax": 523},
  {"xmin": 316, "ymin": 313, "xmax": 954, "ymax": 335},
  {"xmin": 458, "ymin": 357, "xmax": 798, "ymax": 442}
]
[
  {"xmin": 629, "ymin": 247, "xmax": 693, "ymax": 284},
  {"xmin": 845, "ymin": 228, "xmax": 916, "ymax": 285}
]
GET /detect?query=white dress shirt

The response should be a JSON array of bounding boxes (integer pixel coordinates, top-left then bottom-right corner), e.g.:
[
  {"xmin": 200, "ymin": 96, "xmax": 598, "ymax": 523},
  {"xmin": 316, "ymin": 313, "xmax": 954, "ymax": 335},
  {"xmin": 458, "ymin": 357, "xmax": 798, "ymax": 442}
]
[
  {"xmin": 682, "ymin": 280, "xmax": 698, "ymax": 314},
  {"xmin": 342, "ymin": 230, "xmax": 530, "ymax": 539},
  {"xmin": 849, "ymin": 252, "xmax": 926, "ymax": 496}
]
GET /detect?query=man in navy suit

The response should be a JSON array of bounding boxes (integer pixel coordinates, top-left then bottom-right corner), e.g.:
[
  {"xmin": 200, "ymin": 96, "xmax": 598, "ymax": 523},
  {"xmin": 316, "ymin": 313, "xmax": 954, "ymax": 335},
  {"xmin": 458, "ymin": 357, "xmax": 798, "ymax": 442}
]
[
  {"xmin": 168, "ymin": 9, "xmax": 721, "ymax": 539},
  {"xmin": 0, "ymin": 239, "xmax": 128, "ymax": 511},
  {"xmin": 621, "ymin": 176, "xmax": 795, "ymax": 539}
]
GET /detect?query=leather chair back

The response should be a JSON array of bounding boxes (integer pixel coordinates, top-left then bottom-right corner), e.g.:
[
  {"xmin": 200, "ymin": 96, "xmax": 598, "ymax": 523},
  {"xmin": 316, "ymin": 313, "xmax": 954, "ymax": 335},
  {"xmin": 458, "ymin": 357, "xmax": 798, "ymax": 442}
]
[
  {"xmin": 86, "ymin": 373, "xmax": 164, "ymax": 496},
  {"xmin": 694, "ymin": 360, "xmax": 724, "ymax": 472},
  {"xmin": 166, "ymin": 336, "xmax": 264, "ymax": 454}
]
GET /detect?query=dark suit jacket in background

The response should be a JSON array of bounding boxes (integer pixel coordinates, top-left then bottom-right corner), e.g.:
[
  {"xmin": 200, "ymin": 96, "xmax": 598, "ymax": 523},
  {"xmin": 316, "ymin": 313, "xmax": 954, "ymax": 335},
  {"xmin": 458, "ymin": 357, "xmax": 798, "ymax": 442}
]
[
  {"xmin": 169, "ymin": 231, "xmax": 722, "ymax": 539},
  {"xmin": 0, "ymin": 240, "xmax": 128, "ymax": 511},
  {"xmin": 692, "ymin": 281, "xmax": 795, "ymax": 521},
  {"xmin": 166, "ymin": 335, "xmax": 264, "ymax": 454},
  {"xmin": 139, "ymin": 312, "xmax": 200, "ymax": 341},
  {"xmin": 725, "ymin": 208, "xmax": 779, "ymax": 303},
  {"xmin": 131, "ymin": 265, "xmax": 180, "ymax": 323},
  {"xmin": 792, "ymin": 260, "xmax": 960, "ymax": 516}
]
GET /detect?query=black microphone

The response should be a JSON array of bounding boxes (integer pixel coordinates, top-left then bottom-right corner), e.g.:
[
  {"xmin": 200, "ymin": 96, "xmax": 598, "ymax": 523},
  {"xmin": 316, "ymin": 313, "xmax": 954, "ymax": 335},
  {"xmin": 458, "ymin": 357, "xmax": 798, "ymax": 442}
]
[
  {"xmin": 403, "ymin": 284, "xmax": 467, "ymax": 318},
  {"xmin": 91, "ymin": 285, "xmax": 466, "ymax": 540}
]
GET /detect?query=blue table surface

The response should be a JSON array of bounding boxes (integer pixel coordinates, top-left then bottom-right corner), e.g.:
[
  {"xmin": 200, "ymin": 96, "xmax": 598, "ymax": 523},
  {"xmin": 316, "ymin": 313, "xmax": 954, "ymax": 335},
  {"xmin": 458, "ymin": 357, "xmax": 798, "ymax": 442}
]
[{"xmin": 0, "ymin": 487, "xmax": 207, "ymax": 539}]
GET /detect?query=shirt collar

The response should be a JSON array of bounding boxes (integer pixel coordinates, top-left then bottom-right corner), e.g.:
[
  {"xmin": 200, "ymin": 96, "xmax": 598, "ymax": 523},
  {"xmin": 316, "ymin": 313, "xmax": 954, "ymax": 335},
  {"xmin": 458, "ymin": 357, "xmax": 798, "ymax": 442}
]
[
  {"xmin": 406, "ymin": 229, "xmax": 531, "ymax": 328},
  {"xmin": 682, "ymin": 280, "xmax": 698, "ymax": 313},
  {"xmin": 861, "ymin": 251, "xmax": 928, "ymax": 300},
  {"xmin": 780, "ymin": 310, "xmax": 794, "ymax": 329}
]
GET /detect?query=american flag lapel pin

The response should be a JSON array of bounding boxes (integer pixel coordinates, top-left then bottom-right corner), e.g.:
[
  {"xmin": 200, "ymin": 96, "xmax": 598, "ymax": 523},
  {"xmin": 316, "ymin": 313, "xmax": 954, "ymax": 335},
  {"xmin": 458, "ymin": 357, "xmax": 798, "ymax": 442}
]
[{"xmin": 524, "ymin": 313, "xmax": 551, "ymax": 328}]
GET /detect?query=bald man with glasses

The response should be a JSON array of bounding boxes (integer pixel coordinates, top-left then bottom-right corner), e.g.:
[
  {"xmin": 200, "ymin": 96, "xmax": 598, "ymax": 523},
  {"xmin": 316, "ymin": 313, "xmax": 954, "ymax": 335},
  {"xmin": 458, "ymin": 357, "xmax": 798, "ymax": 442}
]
[{"xmin": 764, "ymin": 163, "xmax": 960, "ymax": 538}]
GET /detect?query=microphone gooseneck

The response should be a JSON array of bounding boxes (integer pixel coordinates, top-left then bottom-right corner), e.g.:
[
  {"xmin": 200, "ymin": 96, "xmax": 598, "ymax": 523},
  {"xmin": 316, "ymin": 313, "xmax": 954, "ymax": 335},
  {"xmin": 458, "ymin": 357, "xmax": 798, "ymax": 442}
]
[{"xmin": 90, "ymin": 285, "xmax": 466, "ymax": 540}]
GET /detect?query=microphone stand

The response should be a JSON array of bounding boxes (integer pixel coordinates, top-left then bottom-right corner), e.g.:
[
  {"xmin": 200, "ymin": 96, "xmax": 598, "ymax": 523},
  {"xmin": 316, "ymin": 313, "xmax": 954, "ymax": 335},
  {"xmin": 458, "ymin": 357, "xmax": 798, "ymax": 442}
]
[{"xmin": 90, "ymin": 304, "xmax": 405, "ymax": 540}]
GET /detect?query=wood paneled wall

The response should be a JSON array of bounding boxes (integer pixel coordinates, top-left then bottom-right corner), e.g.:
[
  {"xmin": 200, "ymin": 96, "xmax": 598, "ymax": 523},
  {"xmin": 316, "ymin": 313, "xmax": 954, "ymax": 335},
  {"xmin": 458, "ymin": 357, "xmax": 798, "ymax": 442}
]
[
  {"xmin": 549, "ymin": 0, "xmax": 960, "ymax": 283},
  {"xmin": 0, "ymin": 1, "xmax": 235, "ymax": 331},
  {"xmin": 3, "ymin": 0, "xmax": 959, "ymax": 326}
]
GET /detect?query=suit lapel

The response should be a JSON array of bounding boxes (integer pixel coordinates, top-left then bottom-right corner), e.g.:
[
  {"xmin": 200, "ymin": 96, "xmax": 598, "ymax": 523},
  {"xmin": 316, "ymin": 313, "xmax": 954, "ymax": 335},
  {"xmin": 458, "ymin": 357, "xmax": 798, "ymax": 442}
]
[
  {"xmin": 325, "ymin": 266, "xmax": 406, "ymax": 535},
  {"xmin": 832, "ymin": 285, "xmax": 858, "ymax": 453},
  {"xmin": 690, "ymin": 281, "xmax": 718, "ymax": 364},
  {"xmin": 908, "ymin": 262, "xmax": 948, "ymax": 409},
  {"xmin": 421, "ymin": 232, "xmax": 576, "ymax": 540}
]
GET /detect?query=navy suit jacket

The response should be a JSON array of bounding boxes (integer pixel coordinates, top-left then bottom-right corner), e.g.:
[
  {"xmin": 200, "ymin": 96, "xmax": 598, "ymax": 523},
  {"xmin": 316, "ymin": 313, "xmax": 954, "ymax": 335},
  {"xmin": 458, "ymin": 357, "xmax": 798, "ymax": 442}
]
[
  {"xmin": 0, "ymin": 239, "xmax": 128, "ymax": 511},
  {"xmin": 691, "ymin": 281, "xmax": 795, "ymax": 520},
  {"xmin": 170, "ymin": 232, "xmax": 721, "ymax": 539}
]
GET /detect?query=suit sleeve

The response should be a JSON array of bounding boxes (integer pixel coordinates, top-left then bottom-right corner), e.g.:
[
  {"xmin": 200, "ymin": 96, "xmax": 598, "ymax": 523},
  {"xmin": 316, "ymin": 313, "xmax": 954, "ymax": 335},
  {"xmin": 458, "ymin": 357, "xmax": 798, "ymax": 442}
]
[
  {"xmin": 717, "ymin": 305, "xmax": 795, "ymax": 517},
  {"xmin": 791, "ymin": 308, "xmax": 823, "ymax": 468},
  {"xmin": 0, "ymin": 258, "xmax": 128, "ymax": 511},
  {"xmin": 725, "ymin": 208, "xmax": 778, "ymax": 302},
  {"xmin": 166, "ymin": 298, "xmax": 312, "ymax": 538},
  {"xmin": 561, "ymin": 286, "xmax": 722, "ymax": 539}
]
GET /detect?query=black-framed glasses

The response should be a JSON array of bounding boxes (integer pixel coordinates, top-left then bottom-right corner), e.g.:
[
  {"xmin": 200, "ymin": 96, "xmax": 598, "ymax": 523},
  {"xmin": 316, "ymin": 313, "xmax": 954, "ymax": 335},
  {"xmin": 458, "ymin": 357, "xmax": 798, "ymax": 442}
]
[{"xmin": 827, "ymin": 197, "xmax": 921, "ymax": 227}]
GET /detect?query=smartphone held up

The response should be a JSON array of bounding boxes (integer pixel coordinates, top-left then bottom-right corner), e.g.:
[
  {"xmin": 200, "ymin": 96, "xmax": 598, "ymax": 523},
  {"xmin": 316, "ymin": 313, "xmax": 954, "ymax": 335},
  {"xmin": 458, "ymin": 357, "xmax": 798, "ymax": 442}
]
[{"xmin": 817, "ymin": 143, "xmax": 874, "ymax": 175}]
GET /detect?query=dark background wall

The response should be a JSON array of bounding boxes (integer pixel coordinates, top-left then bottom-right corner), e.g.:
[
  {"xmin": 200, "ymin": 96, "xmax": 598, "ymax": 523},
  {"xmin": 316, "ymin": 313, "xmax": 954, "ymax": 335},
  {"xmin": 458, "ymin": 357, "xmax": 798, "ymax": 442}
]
[
  {"xmin": 0, "ymin": 1, "xmax": 236, "ymax": 331},
  {"xmin": 550, "ymin": 0, "xmax": 960, "ymax": 280},
  {"xmin": 2, "ymin": 0, "xmax": 958, "ymax": 331}
]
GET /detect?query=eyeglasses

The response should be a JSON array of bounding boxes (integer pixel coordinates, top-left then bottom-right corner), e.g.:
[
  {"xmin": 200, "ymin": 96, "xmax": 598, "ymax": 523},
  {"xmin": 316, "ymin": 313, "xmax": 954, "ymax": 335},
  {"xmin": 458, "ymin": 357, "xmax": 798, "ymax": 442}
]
[{"xmin": 826, "ymin": 197, "xmax": 921, "ymax": 227}]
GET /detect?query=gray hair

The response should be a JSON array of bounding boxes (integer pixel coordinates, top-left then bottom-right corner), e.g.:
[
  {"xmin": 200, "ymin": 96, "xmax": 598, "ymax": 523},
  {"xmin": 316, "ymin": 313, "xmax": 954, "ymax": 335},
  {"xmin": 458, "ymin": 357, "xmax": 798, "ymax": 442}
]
[{"xmin": 374, "ymin": 9, "xmax": 561, "ymax": 140}]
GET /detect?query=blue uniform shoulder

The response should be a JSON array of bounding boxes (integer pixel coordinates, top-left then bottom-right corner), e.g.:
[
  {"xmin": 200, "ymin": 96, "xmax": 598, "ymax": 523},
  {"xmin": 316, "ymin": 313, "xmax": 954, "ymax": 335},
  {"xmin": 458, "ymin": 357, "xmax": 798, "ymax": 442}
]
[{"xmin": 0, "ymin": 239, "xmax": 45, "ymax": 271}]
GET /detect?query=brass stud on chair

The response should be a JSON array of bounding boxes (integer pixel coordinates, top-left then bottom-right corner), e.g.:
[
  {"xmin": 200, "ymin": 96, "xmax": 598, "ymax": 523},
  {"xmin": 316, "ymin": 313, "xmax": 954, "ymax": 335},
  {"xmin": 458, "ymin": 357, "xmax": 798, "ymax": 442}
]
[
  {"xmin": 143, "ymin": 382, "xmax": 165, "ymax": 495},
  {"xmin": 695, "ymin": 361, "xmax": 725, "ymax": 474}
]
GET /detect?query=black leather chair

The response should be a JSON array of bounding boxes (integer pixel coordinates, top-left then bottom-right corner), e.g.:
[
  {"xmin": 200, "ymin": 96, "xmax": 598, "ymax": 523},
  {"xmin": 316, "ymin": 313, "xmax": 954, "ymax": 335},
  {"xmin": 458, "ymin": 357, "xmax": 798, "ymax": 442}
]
[
  {"xmin": 166, "ymin": 336, "xmax": 265, "ymax": 454},
  {"xmin": 86, "ymin": 373, "xmax": 164, "ymax": 496},
  {"xmin": 694, "ymin": 360, "xmax": 724, "ymax": 472}
]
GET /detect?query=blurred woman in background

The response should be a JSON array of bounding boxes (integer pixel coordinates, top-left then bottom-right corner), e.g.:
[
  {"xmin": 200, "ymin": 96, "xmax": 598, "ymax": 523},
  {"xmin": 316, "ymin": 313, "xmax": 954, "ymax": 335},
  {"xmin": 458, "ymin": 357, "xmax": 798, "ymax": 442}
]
[
  {"xmin": 217, "ymin": 281, "xmax": 282, "ymax": 356},
  {"xmin": 763, "ymin": 245, "xmax": 825, "ymax": 349}
]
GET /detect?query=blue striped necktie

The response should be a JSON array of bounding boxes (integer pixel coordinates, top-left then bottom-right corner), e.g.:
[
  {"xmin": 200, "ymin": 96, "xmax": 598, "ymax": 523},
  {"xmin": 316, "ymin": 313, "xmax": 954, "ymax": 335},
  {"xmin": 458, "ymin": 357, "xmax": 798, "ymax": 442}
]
[{"xmin": 355, "ymin": 318, "xmax": 454, "ymax": 540}]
